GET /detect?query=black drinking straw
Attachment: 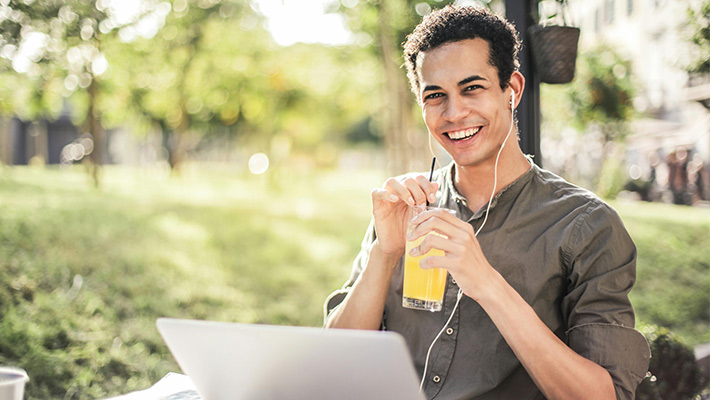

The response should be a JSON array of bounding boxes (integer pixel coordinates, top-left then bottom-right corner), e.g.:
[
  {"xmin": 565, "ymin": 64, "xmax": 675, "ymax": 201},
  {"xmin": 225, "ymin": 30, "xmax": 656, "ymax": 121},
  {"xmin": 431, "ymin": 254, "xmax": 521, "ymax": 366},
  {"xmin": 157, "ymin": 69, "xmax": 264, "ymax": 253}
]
[{"xmin": 426, "ymin": 156, "xmax": 436, "ymax": 206}]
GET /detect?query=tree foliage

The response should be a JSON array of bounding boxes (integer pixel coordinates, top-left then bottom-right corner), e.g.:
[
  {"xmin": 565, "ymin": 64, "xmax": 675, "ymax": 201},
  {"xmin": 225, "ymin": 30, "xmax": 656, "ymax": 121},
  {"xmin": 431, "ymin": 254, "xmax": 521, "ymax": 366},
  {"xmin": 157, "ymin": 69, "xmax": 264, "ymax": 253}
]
[
  {"xmin": 0, "ymin": 0, "xmax": 172, "ymax": 183},
  {"xmin": 685, "ymin": 0, "xmax": 710, "ymax": 74},
  {"xmin": 569, "ymin": 45, "xmax": 635, "ymax": 144},
  {"xmin": 539, "ymin": 44, "xmax": 637, "ymax": 195},
  {"xmin": 101, "ymin": 0, "xmax": 272, "ymax": 169},
  {"xmin": 0, "ymin": 0, "xmax": 113, "ymax": 120},
  {"xmin": 0, "ymin": 0, "xmax": 382, "ymax": 172}
]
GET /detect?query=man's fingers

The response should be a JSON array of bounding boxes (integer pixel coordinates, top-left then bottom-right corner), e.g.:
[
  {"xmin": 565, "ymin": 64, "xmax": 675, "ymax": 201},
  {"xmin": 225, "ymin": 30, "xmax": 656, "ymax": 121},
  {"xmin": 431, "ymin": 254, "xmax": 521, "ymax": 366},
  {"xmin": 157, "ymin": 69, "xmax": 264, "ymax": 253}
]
[
  {"xmin": 420, "ymin": 254, "xmax": 447, "ymax": 269},
  {"xmin": 407, "ymin": 209, "xmax": 462, "ymax": 241},
  {"xmin": 415, "ymin": 175, "xmax": 439, "ymax": 204},
  {"xmin": 403, "ymin": 177, "xmax": 428, "ymax": 206},
  {"xmin": 378, "ymin": 175, "xmax": 440, "ymax": 207},
  {"xmin": 409, "ymin": 233, "xmax": 452, "ymax": 256},
  {"xmin": 382, "ymin": 178, "xmax": 417, "ymax": 206},
  {"xmin": 411, "ymin": 208, "xmax": 468, "ymax": 231},
  {"xmin": 372, "ymin": 188, "xmax": 399, "ymax": 203}
]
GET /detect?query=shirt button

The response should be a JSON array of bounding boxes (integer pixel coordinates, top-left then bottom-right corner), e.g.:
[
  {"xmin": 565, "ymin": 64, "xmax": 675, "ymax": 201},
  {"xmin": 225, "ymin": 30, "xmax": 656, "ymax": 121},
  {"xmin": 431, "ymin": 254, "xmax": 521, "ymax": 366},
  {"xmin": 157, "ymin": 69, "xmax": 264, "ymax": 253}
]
[
  {"xmin": 446, "ymin": 327, "xmax": 454, "ymax": 335},
  {"xmin": 433, "ymin": 375, "xmax": 441, "ymax": 383}
]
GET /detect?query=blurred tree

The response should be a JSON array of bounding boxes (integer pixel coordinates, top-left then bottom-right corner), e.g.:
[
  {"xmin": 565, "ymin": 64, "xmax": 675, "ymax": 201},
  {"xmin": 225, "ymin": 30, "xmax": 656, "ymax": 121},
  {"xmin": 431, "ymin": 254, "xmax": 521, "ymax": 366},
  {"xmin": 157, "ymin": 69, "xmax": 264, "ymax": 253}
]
[
  {"xmin": 265, "ymin": 43, "xmax": 381, "ymax": 159},
  {"xmin": 0, "ymin": 0, "xmax": 416, "ymax": 174},
  {"xmin": 684, "ymin": 0, "xmax": 710, "ymax": 110},
  {"xmin": 568, "ymin": 45, "xmax": 635, "ymax": 196},
  {"xmin": 685, "ymin": 0, "xmax": 710, "ymax": 75},
  {"xmin": 101, "ymin": 0, "xmax": 269, "ymax": 171},
  {"xmin": 103, "ymin": 0, "xmax": 380, "ymax": 171},
  {"xmin": 570, "ymin": 46, "xmax": 634, "ymax": 146},
  {"xmin": 0, "ymin": 0, "xmax": 169, "ymax": 184}
]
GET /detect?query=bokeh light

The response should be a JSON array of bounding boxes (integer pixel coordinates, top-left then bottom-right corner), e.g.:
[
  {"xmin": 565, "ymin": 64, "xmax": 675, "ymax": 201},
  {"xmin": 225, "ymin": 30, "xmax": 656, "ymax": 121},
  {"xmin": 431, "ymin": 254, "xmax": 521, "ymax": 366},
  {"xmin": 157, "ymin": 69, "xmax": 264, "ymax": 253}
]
[
  {"xmin": 629, "ymin": 164, "xmax": 642, "ymax": 180},
  {"xmin": 248, "ymin": 153, "xmax": 269, "ymax": 175}
]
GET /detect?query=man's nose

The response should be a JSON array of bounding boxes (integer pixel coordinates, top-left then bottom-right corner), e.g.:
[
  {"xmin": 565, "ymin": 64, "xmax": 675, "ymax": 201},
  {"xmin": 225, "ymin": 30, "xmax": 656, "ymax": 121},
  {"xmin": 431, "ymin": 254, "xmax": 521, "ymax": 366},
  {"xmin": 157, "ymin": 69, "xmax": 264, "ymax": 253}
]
[{"xmin": 442, "ymin": 95, "xmax": 470, "ymax": 122}]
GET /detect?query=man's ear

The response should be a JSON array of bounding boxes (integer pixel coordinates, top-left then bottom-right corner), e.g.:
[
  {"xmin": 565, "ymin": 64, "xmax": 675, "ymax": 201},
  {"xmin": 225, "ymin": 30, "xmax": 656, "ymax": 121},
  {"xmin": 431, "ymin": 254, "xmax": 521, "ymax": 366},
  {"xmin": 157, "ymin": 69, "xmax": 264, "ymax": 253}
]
[{"xmin": 508, "ymin": 71, "xmax": 525, "ymax": 109}]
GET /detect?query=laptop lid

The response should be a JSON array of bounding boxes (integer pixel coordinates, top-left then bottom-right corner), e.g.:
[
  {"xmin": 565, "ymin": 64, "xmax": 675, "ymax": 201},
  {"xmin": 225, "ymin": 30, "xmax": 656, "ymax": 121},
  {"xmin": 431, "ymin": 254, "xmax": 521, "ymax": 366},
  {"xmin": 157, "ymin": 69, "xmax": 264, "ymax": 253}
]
[{"xmin": 156, "ymin": 318, "xmax": 426, "ymax": 400}]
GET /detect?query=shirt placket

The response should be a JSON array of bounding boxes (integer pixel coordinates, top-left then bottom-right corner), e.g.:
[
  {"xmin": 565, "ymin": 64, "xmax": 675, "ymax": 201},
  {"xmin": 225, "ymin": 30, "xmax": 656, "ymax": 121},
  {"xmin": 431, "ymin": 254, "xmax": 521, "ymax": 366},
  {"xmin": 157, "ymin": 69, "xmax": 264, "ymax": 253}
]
[{"xmin": 422, "ymin": 276, "xmax": 461, "ymax": 399}]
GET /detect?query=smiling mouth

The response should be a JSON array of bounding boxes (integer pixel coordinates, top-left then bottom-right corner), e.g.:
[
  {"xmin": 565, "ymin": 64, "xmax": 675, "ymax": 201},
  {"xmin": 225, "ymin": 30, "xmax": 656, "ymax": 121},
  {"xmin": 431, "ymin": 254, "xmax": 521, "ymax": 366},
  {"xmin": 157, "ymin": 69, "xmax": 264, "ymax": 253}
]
[{"xmin": 446, "ymin": 126, "xmax": 481, "ymax": 141}]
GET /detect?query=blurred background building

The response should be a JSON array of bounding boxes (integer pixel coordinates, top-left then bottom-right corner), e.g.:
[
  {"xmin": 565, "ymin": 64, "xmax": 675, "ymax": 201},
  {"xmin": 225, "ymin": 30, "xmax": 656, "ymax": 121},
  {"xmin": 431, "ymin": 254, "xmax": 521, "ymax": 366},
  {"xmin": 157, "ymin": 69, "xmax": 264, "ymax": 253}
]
[
  {"xmin": 571, "ymin": 0, "xmax": 709, "ymax": 131},
  {"xmin": 570, "ymin": 0, "xmax": 710, "ymax": 203}
]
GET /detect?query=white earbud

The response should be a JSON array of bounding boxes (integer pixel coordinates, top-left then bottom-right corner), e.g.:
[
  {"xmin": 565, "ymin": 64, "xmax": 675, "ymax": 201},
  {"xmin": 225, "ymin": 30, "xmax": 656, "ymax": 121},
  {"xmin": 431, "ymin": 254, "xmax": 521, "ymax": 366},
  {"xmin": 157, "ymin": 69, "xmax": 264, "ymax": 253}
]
[{"xmin": 510, "ymin": 89, "xmax": 515, "ymax": 110}]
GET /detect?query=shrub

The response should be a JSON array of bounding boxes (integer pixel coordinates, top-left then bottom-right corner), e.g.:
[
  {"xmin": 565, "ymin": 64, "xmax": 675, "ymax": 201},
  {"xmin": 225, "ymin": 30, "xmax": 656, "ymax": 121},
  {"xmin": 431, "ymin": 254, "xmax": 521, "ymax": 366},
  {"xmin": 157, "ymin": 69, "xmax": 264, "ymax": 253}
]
[{"xmin": 636, "ymin": 327, "xmax": 709, "ymax": 399}]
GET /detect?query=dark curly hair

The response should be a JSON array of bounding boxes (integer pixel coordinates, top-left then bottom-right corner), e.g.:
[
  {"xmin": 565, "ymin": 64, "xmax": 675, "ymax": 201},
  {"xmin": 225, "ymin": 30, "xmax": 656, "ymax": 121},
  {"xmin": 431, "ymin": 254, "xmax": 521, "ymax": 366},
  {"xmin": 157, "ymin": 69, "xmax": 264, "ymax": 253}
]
[{"xmin": 403, "ymin": 5, "xmax": 521, "ymax": 99}]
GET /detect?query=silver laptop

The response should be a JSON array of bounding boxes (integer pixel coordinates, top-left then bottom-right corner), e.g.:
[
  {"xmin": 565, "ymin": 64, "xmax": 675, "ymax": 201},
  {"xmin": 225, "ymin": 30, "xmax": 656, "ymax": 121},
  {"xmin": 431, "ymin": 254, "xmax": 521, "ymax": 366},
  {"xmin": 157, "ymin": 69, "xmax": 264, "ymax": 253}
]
[{"xmin": 156, "ymin": 318, "xmax": 425, "ymax": 400}]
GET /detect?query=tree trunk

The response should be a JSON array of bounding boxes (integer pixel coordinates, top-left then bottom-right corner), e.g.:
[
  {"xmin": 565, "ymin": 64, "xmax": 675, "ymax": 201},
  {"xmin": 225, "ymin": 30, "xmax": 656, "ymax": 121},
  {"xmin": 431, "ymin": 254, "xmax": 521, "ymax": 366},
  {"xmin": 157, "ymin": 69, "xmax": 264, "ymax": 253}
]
[
  {"xmin": 378, "ymin": 0, "xmax": 427, "ymax": 176},
  {"xmin": 167, "ymin": 131, "xmax": 185, "ymax": 172},
  {"xmin": 166, "ymin": 107, "xmax": 189, "ymax": 173},
  {"xmin": 32, "ymin": 120, "xmax": 49, "ymax": 165},
  {"xmin": 87, "ymin": 77, "xmax": 104, "ymax": 187}
]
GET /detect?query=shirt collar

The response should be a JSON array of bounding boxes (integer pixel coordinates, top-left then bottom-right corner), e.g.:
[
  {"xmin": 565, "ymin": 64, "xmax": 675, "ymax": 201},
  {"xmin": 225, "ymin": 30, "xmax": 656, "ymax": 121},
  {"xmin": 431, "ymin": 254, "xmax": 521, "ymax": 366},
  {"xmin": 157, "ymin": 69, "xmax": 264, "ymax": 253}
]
[{"xmin": 442, "ymin": 156, "xmax": 535, "ymax": 221}]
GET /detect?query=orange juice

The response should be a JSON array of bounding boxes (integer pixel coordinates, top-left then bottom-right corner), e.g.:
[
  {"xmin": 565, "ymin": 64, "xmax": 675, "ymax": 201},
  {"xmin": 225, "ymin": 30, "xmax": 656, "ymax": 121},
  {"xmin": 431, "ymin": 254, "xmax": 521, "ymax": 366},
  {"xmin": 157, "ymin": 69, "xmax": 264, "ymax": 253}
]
[{"xmin": 403, "ymin": 232, "xmax": 447, "ymax": 312}]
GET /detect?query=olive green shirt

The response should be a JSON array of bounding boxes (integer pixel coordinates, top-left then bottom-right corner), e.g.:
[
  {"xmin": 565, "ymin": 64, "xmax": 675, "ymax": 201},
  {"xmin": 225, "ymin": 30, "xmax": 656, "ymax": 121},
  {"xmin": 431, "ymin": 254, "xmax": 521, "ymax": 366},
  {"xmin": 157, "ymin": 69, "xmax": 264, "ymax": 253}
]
[{"xmin": 326, "ymin": 161, "xmax": 650, "ymax": 400}]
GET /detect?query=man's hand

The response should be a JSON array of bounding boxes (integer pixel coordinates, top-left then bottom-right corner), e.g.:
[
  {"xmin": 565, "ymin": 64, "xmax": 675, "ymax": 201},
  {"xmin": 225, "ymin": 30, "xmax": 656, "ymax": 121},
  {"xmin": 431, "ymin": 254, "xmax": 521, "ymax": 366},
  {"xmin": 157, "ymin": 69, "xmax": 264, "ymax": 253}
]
[
  {"xmin": 325, "ymin": 174, "xmax": 439, "ymax": 331},
  {"xmin": 405, "ymin": 207, "xmax": 495, "ymax": 300},
  {"xmin": 371, "ymin": 175, "xmax": 439, "ymax": 261}
]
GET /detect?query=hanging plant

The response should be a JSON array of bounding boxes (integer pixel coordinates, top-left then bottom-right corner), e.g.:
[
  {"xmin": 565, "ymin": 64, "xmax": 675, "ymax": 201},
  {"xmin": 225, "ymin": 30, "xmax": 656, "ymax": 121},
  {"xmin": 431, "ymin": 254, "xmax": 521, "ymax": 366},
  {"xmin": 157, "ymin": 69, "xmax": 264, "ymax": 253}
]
[{"xmin": 528, "ymin": 0, "xmax": 580, "ymax": 84}]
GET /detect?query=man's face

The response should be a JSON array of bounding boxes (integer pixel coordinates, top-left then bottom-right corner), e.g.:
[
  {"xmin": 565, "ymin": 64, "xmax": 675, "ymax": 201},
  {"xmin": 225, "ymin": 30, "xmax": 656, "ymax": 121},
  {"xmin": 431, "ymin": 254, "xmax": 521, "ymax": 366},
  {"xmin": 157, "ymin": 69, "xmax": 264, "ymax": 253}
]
[{"xmin": 417, "ymin": 38, "xmax": 513, "ymax": 169}]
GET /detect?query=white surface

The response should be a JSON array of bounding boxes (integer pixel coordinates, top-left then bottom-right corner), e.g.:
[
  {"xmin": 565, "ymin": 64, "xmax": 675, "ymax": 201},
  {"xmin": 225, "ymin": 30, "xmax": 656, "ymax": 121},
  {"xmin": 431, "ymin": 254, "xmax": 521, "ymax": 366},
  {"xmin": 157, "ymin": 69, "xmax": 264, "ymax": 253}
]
[{"xmin": 104, "ymin": 373, "xmax": 198, "ymax": 400}]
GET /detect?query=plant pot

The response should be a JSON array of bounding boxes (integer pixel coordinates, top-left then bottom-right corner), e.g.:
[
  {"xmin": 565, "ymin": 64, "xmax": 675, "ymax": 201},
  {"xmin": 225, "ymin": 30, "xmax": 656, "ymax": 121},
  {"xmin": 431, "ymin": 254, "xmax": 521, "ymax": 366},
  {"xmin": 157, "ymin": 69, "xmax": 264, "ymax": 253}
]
[{"xmin": 528, "ymin": 25, "xmax": 580, "ymax": 84}]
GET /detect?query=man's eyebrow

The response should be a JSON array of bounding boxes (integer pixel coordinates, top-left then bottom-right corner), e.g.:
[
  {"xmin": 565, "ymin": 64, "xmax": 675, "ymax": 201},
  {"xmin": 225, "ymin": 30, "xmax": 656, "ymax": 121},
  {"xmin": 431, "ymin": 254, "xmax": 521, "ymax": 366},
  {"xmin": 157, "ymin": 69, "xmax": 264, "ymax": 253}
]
[
  {"xmin": 458, "ymin": 75, "xmax": 487, "ymax": 86},
  {"xmin": 421, "ymin": 75, "xmax": 488, "ymax": 93},
  {"xmin": 422, "ymin": 84, "xmax": 442, "ymax": 93}
]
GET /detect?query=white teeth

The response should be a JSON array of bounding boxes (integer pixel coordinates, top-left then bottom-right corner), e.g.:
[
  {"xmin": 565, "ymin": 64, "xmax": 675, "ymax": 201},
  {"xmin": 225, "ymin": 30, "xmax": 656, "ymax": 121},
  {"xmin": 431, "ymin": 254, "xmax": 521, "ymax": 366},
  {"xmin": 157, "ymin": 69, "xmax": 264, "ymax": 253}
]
[{"xmin": 447, "ymin": 127, "xmax": 481, "ymax": 140}]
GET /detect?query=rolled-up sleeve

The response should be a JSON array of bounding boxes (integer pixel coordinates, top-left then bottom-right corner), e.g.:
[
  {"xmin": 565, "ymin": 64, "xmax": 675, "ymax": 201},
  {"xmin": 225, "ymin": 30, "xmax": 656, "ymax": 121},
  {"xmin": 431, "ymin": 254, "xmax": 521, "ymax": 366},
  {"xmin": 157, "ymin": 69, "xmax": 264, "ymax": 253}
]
[
  {"xmin": 323, "ymin": 221, "xmax": 376, "ymax": 323},
  {"xmin": 567, "ymin": 323, "xmax": 650, "ymax": 400},
  {"xmin": 561, "ymin": 201, "xmax": 651, "ymax": 399}
]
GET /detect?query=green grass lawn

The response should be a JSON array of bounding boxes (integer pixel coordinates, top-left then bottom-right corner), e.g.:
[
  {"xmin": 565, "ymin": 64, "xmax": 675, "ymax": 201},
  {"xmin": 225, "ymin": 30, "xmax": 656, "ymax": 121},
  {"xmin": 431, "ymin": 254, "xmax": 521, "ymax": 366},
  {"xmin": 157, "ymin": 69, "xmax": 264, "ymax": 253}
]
[
  {"xmin": 0, "ymin": 164, "xmax": 708, "ymax": 399},
  {"xmin": 0, "ymin": 164, "xmax": 377, "ymax": 399},
  {"xmin": 612, "ymin": 200, "xmax": 710, "ymax": 346}
]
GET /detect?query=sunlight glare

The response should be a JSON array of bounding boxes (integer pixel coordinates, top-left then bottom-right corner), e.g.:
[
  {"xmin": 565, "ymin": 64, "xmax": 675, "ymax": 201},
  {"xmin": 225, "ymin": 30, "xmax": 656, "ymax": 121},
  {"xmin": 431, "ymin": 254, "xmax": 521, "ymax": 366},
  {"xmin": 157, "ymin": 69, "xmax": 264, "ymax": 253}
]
[{"xmin": 254, "ymin": 0, "xmax": 353, "ymax": 46}]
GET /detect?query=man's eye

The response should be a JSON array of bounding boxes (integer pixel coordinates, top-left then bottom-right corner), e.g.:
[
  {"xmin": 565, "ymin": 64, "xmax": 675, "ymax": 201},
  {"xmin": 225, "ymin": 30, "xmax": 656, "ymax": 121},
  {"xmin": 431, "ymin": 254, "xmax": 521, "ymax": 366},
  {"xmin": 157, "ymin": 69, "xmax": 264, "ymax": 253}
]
[
  {"xmin": 464, "ymin": 85, "xmax": 483, "ymax": 92},
  {"xmin": 424, "ymin": 93, "xmax": 443, "ymax": 101}
]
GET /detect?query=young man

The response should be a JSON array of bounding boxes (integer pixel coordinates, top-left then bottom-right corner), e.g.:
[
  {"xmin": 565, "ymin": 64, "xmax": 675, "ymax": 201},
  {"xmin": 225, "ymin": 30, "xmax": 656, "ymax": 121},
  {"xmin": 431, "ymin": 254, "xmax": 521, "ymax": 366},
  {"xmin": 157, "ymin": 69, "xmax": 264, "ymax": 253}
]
[{"xmin": 325, "ymin": 5, "xmax": 649, "ymax": 400}]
